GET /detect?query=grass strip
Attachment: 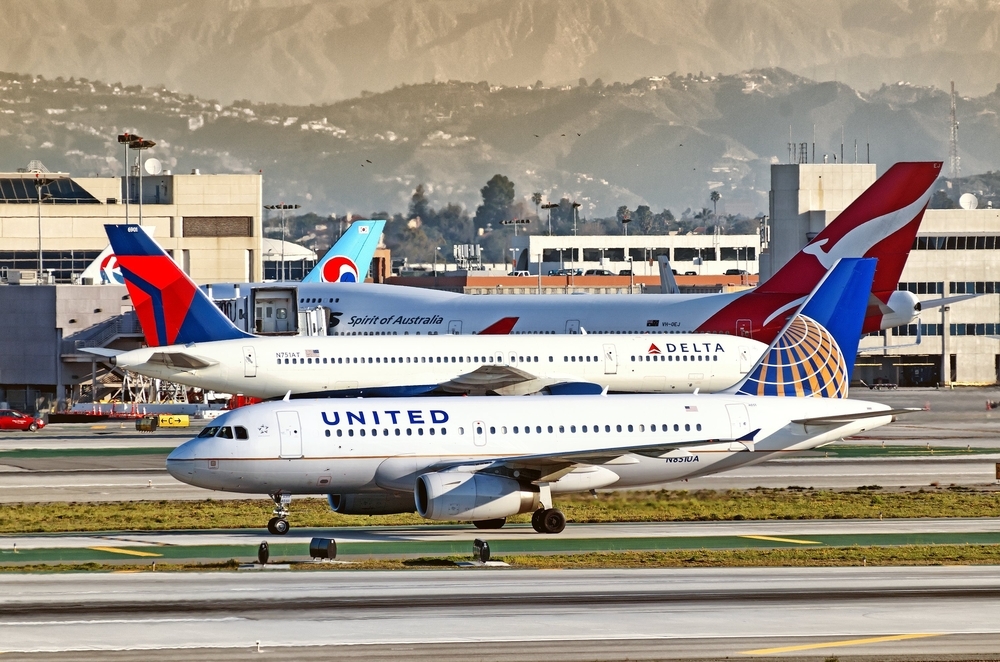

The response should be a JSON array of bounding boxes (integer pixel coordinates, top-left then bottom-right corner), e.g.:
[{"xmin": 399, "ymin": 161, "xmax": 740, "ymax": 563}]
[
  {"xmin": 3, "ymin": 487, "xmax": 1000, "ymax": 534},
  {"xmin": 823, "ymin": 445, "xmax": 999, "ymax": 458},
  {"xmin": 5, "ymin": 545, "xmax": 1000, "ymax": 573},
  {"xmin": 0, "ymin": 447, "xmax": 173, "ymax": 459}
]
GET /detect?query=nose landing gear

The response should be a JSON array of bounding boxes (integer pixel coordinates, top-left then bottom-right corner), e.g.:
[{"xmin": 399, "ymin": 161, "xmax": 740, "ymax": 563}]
[{"xmin": 267, "ymin": 492, "xmax": 292, "ymax": 535}]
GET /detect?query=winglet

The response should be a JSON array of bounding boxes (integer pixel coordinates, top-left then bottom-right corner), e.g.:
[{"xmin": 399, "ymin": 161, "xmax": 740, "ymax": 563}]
[{"xmin": 478, "ymin": 317, "xmax": 519, "ymax": 335}]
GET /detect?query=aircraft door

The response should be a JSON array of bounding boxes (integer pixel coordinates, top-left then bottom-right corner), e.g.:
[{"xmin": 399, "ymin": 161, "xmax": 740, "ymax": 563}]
[
  {"xmin": 726, "ymin": 404, "xmax": 750, "ymax": 440},
  {"xmin": 473, "ymin": 420, "xmax": 487, "ymax": 447},
  {"xmin": 736, "ymin": 319, "xmax": 752, "ymax": 338},
  {"xmin": 566, "ymin": 319, "xmax": 581, "ymax": 334},
  {"xmin": 243, "ymin": 346, "xmax": 257, "ymax": 378},
  {"xmin": 448, "ymin": 320, "xmax": 462, "ymax": 335},
  {"xmin": 277, "ymin": 411, "xmax": 303, "ymax": 458},
  {"xmin": 602, "ymin": 344, "xmax": 618, "ymax": 374},
  {"xmin": 738, "ymin": 346, "xmax": 752, "ymax": 373}
]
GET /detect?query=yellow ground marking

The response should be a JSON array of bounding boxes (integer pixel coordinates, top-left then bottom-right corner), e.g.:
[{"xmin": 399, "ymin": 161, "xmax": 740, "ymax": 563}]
[
  {"xmin": 742, "ymin": 632, "xmax": 942, "ymax": 655},
  {"xmin": 89, "ymin": 546, "xmax": 162, "ymax": 558},
  {"xmin": 740, "ymin": 534, "xmax": 821, "ymax": 545}
]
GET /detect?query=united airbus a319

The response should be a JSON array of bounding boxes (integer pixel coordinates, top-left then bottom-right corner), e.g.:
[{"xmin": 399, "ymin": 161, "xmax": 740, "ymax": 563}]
[{"xmin": 165, "ymin": 257, "xmax": 917, "ymax": 535}]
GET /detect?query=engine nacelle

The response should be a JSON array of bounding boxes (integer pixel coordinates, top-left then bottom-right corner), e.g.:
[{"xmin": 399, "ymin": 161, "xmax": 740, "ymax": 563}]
[
  {"xmin": 327, "ymin": 492, "xmax": 415, "ymax": 515},
  {"xmin": 415, "ymin": 472, "xmax": 539, "ymax": 521},
  {"xmin": 880, "ymin": 290, "xmax": 921, "ymax": 329}
]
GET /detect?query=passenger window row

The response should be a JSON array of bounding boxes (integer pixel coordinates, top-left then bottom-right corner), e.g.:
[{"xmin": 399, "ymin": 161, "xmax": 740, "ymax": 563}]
[
  {"xmin": 631, "ymin": 354, "xmax": 718, "ymax": 362},
  {"xmin": 277, "ymin": 355, "xmax": 541, "ymax": 365},
  {"xmin": 325, "ymin": 427, "xmax": 448, "ymax": 438}
]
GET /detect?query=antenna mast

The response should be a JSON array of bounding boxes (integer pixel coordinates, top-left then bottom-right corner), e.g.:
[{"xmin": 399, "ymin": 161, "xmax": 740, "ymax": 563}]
[{"xmin": 949, "ymin": 81, "xmax": 961, "ymax": 178}]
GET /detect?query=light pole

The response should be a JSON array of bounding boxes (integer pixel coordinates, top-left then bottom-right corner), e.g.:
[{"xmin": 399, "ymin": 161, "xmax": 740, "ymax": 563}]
[
  {"xmin": 117, "ymin": 133, "xmax": 132, "ymax": 221},
  {"xmin": 509, "ymin": 248, "xmax": 518, "ymax": 273},
  {"xmin": 34, "ymin": 174, "xmax": 54, "ymax": 274},
  {"xmin": 571, "ymin": 202, "xmax": 581, "ymax": 236},
  {"xmin": 541, "ymin": 202, "xmax": 558, "ymax": 236},
  {"xmin": 264, "ymin": 204, "xmax": 301, "ymax": 280},
  {"xmin": 434, "ymin": 246, "xmax": 442, "ymax": 277},
  {"xmin": 128, "ymin": 137, "xmax": 156, "ymax": 225}
]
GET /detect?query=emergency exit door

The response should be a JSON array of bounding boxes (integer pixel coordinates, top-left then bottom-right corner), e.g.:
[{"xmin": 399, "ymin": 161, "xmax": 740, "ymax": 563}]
[
  {"xmin": 277, "ymin": 411, "xmax": 303, "ymax": 458},
  {"xmin": 603, "ymin": 344, "xmax": 618, "ymax": 374},
  {"xmin": 243, "ymin": 346, "xmax": 257, "ymax": 377}
]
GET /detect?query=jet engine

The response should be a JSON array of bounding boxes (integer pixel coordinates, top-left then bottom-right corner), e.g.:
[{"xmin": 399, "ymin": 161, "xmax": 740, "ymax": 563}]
[
  {"xmin": 879, "ymin": 290, "xmax": 921, "ymax": 329},
  {"xmin": 327, "ymin": 492, "xmax": 416, "ymax": 515},
  {"xmin": 415, "ymin": 472, "xmax": 540, "ymax": 521}
]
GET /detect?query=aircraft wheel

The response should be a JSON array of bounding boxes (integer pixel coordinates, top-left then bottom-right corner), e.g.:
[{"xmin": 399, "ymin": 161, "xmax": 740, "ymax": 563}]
[
  {"xmin": 473, "ymin": 517, "xmax": 507, "ymax": 530},
  {"xmin": 267, "ymin": 517, "xmax": 289, "ymax": 535},
  {"xmin": 542, "ymin": 509, "xmax": 566, "ymax": 534},
  {"xmin": 531, "ymin": 509, "xmax": 546, "ymax": 533}
]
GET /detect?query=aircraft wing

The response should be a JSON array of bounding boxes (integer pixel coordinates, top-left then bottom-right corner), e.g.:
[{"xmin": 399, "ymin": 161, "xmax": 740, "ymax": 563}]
[
  {"xmin": 437, "ymin": 365, "xmax": 602, "ymax": 396},
  {"xmin": 439, "ymin": 436, "xmax": 738, "ymax": 483},
  {"xmin": 437, "ymin": 364, "xmax": 541, "ymax": 395},
  {"xmin": 146, "ymin": 351, "xmax": 218, "ymax": 370},
  {"xmin": 80, "ymin": 347, "xmax": 123, "ymax": 358}
]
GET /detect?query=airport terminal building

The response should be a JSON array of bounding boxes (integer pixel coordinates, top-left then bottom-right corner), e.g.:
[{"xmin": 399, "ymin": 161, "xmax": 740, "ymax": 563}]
[{"xmin": 0, "ymin": 166, "xmax": 262, "ymax": 411}]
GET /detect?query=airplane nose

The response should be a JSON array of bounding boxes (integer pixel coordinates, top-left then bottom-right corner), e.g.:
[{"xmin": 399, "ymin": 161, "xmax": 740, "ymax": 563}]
[{"xmin": 166, "ymin": 439, "xmax": 199, "ymax": 480}]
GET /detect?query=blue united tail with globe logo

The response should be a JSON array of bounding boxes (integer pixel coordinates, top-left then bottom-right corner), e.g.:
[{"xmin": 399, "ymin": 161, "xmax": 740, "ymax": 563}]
[{"xmin": 729, "ymin": 257, "xmax": 876, "ymax": 399}]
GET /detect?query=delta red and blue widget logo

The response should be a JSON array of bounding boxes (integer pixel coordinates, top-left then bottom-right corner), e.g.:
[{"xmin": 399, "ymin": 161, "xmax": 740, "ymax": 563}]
[{"xmin": 321, "ymin": 256, "xmax": 360, "ymax": 283}]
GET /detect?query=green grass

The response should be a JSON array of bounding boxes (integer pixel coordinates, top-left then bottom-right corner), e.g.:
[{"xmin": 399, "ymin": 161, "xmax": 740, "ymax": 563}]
[
  {"xmin": 0, "ymin": 447, "xmax": 173, "ymax": 459},
  {"xmin": 5, "ymin": 545, "xmax": 1000, "ymax": 572},
  {"xmin": 4, "ymin": 487, "xmax": 1000, "ymax": 534}
]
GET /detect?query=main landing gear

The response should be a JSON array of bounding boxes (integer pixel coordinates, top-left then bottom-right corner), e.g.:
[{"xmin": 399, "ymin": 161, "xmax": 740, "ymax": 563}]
[
  {"xmin": 267, "ymin": 492, "xmax": 292, "ymax": 535},
  {"xmin": 531, "ymin": 508, "xmax": 566, "ymax": 534}
]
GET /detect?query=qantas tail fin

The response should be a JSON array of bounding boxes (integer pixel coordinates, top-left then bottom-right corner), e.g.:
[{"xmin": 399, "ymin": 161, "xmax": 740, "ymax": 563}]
[
  {"xmin": 105, "ymin": 224, "xmax": 252, "ymax": 347},
  {"xmin": 302, "ymin": 220, "xmax": 385, "ymax": 283},
  {"xmin": 697, "ymin": 162, "xmax": 940, "ymax": 341},
  {"xmin": 729, "ymin": 257, "xmax": 876, "ymax": 398}
]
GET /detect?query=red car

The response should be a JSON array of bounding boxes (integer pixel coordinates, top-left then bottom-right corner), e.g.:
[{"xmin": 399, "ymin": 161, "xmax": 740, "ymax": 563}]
[{"xmin": 0, "ymin": 409, "xmax": 44, "ymax": 431}]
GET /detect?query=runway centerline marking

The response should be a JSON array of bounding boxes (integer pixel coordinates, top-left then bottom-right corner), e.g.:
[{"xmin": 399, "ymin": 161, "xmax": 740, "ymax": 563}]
[
  {"xmin": 88, "ymin": 546, "xmax": 162, "ymax": 558},
  {"xmin": 739, "ymin": 534, "xmax": 820, "ymax": 545},
  {"xmin": 742, "ymin": 632, "xmax": 943, "ymax": 655}
]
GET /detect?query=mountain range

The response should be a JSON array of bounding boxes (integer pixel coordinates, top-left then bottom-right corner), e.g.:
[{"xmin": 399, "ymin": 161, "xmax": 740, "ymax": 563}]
[
  {"xmin": 1, "ymin": 67, "xmax": 997, "ymax": 217},
  {"xmin": 3, "ymin": 0, "xmax": 1000, "ymax": 106}
]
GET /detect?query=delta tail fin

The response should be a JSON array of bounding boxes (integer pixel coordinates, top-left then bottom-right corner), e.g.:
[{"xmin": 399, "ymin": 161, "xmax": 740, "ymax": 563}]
[
  {"xmin": 302, "ymin": 220, "xmax": 385, "ymax": 283},
  {"xmin": 105, "ymin": 224, "xmax": 252, "ymax": 347},
  {"xmin": 729, "ymin": 257, "xmax": 876, "ymax": 398}
]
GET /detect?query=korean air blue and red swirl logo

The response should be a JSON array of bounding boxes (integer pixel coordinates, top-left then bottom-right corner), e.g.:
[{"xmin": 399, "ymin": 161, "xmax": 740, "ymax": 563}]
[
  {"xmin": 321, "ymin": 256, "xmax": 360, "ymax": 283},
  {"xmin": 100, "ymin": 254, "xmax": 125, "ymax": 284}
]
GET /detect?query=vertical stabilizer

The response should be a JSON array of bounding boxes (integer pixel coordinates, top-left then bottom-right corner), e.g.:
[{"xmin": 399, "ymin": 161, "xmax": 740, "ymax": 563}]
[
  {"xmin": 730, "ymin": 258, "xmax": 876, "ymax": 398},
  {"xmin": 302, "ymin": 220, "xmax": 386, "ymax": 283}
]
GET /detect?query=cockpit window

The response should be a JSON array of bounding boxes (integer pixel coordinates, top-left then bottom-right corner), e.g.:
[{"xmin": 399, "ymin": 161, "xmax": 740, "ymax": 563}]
[
  {"xmin": 198, "ymin": 426, "xmax": 220, "ymax": 438},
  {"xmin": 216, "ymin": 427, "xmax": 234, "ymax": 439},
  {"xmin": 235, "ymin": 426, "xmax": 249, "ymax": 440}
]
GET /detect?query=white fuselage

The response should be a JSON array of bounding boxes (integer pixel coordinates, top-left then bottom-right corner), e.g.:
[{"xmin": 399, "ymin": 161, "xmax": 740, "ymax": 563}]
[
  {"xmin": 166, "ymin": 393, "xmax": 893, "ymax": 499},
  {"xmin": 114, "ymin": 333, "xmax": 767, "ymax": 398}
]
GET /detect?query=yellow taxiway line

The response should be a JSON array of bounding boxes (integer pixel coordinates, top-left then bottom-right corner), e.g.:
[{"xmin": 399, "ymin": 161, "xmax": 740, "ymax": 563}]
[
  {"xmin": 88, "ymin": 546, "xmax": 162, "ymax": 558},
  {"xmin": 739, "ymin": 534, "xmax": 820, "ymax": 545},
  {"xmin": 742, "ymin": 632, "xmax": 943, "ymax": 655}
]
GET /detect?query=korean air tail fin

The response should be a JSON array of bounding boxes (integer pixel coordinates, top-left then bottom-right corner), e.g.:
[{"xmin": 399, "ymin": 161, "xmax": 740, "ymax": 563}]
[
  {"xmin": 729, "ymin": 257, "xmax": 876, "ymax": 398},
  {"xmin": 302, "ymin": 220, "xmax": 385, "ymax": 283},
  {"xmin": 105, "ymin": 224, "xmax": 252, "ymax": 347}
]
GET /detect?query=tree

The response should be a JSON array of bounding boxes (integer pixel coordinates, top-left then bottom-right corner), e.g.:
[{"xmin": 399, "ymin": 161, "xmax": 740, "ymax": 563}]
[
  {"xmin": 616, "ymin": 205, "xmax": 631, "ymax": 223},
  {"xmin": 710, "ymin": 190, "xmax": 721, "ymax": 216},
  {"xmin": 531, "ymin": 192, "xmax": 542, "ymax": 218},
  {"xmin": 634, "ymin": 205, "xmax": 654, "ymax": 234},
  {"xmin": 409, "ymin": 184, "xmax": 430, "ymax": 221},
  {"xmin": 473, "ymin": 174, "xmax": 516, "ymax": 232}
]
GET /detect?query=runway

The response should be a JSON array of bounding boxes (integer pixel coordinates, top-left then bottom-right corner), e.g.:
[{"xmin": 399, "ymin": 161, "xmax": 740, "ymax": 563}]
[
  {"xmin": 2, "ymin": 566, "xmax": 1000, "ymax": 659},
  {"xmin": 4, "ymin": 518, "xmax": 1000, "ymax": 565}
]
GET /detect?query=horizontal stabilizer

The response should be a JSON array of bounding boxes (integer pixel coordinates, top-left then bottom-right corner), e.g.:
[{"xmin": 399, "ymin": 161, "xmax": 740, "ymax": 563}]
[
  {"xmin": 918, "ymin": 293, "xmax": 980, "ymax": 310},
  {"xmin": 147, "ymin": 351, "xmax": 218, "ymax": 370},
  {"xmin": 791, "ymin": 408, "xmax": 922, "ymax": 426},
  {"xmin": 79, "ymin": 347, "xmax": 123, "ymax": 358}
]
